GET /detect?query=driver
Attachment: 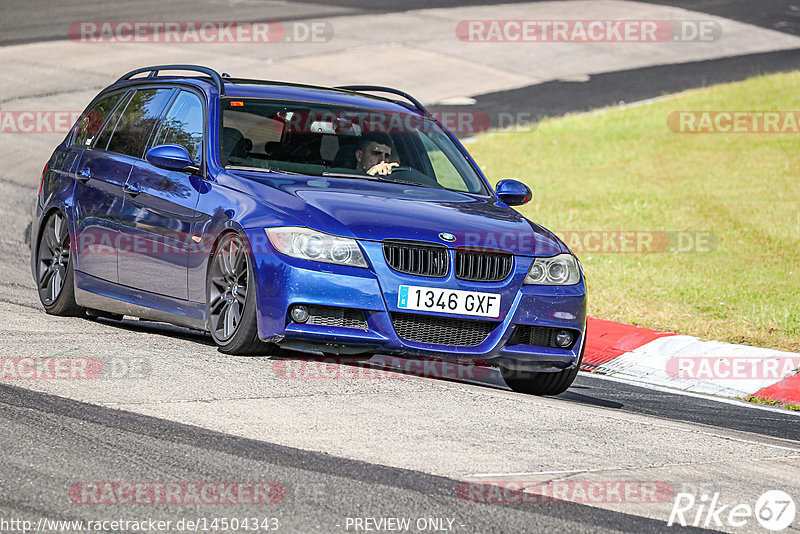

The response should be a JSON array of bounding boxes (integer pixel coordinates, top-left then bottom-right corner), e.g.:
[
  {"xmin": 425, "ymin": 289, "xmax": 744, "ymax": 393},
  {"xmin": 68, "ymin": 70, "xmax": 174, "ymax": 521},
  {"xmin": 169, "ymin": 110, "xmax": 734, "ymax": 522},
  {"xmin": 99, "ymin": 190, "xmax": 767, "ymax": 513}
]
[{"xmin": 355, "ymin": 133, "xmax": 398, "ymax": 176}]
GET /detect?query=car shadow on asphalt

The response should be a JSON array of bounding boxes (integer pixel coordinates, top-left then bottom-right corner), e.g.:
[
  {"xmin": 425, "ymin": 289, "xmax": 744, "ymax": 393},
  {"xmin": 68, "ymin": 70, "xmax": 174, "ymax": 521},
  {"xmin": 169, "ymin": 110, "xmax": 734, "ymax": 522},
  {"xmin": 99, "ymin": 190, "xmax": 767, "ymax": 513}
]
[
  {"xmin": 557, "ymin": 390, "xmax": 625, "ymax": 409},
  {"xmin": 88, "ymin": 318, "xmax": 627, "ymax": 407},
  {"xmin": 93, "ymin": 317, "xmax": 216, "ymax": 346}
]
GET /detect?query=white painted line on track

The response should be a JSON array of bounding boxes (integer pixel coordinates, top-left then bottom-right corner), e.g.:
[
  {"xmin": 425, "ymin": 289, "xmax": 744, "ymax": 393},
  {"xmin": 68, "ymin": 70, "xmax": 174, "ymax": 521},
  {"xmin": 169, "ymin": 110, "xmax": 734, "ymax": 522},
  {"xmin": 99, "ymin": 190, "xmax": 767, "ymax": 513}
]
[
  {"xmin": 367, "ymin": 356, "xmax": 800, "ymax": 417},
  {"xmin": 467, "ymin": 468, "xmax": 606, "ymax": 478},
  {"xmin": 466, "ymin": 456, "xmax": 800, "ymax": 479},
  {"xmin": 578, "ymin": 372, "xmax": 800, "ymax": 417}
]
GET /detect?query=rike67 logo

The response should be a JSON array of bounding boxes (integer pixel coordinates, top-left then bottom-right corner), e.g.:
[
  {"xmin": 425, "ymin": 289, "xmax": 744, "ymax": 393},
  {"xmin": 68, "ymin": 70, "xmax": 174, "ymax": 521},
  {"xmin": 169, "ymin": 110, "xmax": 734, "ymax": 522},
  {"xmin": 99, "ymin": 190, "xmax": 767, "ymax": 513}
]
[{"xmin": 668, "ymin": 490, "xmax": 795, "ymax": 531}]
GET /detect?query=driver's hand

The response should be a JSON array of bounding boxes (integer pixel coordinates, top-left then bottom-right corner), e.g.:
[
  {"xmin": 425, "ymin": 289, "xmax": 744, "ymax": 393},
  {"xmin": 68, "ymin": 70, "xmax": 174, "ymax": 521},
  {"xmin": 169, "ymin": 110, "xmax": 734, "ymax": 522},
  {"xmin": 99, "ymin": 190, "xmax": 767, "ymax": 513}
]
[{"xmin": 366, "ymin": 162, "xmax": 399, "ymax": 176}]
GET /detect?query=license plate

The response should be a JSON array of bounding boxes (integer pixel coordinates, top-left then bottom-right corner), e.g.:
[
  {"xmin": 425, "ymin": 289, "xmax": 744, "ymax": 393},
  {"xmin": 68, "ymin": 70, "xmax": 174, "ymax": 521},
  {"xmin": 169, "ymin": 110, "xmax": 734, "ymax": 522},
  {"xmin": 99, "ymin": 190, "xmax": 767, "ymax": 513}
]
[{"xmin": 397, "ymin": 285, "xmax": 501, "ymax": 318}]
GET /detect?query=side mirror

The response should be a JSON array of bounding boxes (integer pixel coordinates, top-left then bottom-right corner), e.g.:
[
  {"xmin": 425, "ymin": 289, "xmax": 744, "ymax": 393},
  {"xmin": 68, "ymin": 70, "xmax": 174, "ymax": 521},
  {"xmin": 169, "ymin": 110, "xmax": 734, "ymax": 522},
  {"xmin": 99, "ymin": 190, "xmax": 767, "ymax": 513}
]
[
  {"xmin": 145, "ymin": 144, "xmax": 198, "ymax": 173},
  {"xmin": 495, "ymin": 179, "xmax": 532, "ymax": 206}
]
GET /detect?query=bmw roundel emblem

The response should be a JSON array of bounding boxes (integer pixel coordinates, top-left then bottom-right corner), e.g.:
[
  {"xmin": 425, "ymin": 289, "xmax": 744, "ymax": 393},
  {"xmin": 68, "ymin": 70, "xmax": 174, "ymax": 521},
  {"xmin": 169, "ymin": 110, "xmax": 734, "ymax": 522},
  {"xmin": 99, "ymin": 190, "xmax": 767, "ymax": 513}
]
[{"xmin": 439, "ymin": 232, "xmax": 456, "ymax": 242}]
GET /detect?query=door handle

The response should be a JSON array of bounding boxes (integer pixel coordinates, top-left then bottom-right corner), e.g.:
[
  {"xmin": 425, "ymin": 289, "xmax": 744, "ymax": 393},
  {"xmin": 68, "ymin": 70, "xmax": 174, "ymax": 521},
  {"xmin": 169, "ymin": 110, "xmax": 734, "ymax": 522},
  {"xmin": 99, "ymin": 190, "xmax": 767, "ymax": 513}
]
[
  {"xmin": 123, "ymin": 182, "xmax": 141, "ymax": 197},
  {"xmin": 76, "ymin": 168, "xmax": 91, "ymax": 183}
]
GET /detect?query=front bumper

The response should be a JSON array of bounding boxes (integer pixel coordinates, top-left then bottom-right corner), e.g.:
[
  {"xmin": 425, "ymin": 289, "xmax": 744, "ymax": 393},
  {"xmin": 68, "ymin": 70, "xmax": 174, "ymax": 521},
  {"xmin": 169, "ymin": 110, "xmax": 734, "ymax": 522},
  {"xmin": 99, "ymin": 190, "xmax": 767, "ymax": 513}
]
[{"xmin": 246, "ymin": 230, "xmax": 587, "ymax": 373}]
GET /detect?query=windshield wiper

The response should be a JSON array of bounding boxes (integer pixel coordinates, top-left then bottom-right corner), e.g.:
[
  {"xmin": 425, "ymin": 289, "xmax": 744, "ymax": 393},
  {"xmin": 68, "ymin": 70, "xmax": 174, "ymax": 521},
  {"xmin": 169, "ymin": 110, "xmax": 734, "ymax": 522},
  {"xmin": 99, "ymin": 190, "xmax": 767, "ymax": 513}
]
[
  {"xmin": 376, "ymin": 176, "xmax": 428, "ymax": 188},
  {"xmin": 226, "ymin": 165, "xmax": 303, "ymax": 175},
  {"xmin": 321, "ymin": 171, "xmax": 427, "ymax": 188},
  {"xmin": 265, "ymin": 167, "xmax": 303, "ymax": 175},
  {"xmin": 229, "ymin": 166, "xmax": 430, "ymax": 187}
]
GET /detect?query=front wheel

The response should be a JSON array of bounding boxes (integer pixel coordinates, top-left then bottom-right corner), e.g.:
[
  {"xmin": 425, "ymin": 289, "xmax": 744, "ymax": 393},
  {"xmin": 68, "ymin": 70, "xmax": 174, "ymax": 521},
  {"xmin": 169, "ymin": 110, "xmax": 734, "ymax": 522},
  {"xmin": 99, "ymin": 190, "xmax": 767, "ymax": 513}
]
[
  {"xmin": 35, "ymin": 211, "xmax": 82, "ymax": 316},
  {"xmin": 206, "ymin": 232, "xmax": 274, "ymax": 356},
  {"xmin": 501, "ymin": 343, "xmax": 584, "ymax": 396}
]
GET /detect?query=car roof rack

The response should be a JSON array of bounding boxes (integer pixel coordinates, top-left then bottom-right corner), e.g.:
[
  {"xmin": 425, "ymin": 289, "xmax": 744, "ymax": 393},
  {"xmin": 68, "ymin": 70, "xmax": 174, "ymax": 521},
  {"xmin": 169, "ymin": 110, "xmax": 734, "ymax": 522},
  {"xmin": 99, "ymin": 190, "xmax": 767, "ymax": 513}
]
[
  {"xmin": 116, "ymin": 65, "xmax": 226, "ymax": 96},
  {"xmin": 334, "ymin": 85, "xmax": 431, "ymax": 117},
  {"xmin": 114, "ymin": 68, "xmax": 431, "ymax": 113}
]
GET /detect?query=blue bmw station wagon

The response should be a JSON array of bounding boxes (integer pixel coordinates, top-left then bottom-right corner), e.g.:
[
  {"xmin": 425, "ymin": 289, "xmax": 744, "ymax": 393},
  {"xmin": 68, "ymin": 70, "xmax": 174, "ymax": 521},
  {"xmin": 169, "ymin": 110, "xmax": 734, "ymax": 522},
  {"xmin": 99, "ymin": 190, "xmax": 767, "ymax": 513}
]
[{"xmin": 32, "ymin": 65, "xmax": 586, "ymax": 395}]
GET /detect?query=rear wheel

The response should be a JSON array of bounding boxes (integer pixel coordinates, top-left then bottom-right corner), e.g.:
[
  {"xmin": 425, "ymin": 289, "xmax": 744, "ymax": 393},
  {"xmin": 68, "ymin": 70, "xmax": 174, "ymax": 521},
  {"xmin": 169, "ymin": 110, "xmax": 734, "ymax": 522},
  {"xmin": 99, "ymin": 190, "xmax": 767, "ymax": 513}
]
[
  {"xmin": 206, "ymin": 232, "xmax": 274, "ymax": 356},
  {"xmin": 35, "ymin": 211, "xmax": 82, "ymax": 316},
  {"xmin": 501, "ymin": 343, "xmax": 584, "ymax": 396}
]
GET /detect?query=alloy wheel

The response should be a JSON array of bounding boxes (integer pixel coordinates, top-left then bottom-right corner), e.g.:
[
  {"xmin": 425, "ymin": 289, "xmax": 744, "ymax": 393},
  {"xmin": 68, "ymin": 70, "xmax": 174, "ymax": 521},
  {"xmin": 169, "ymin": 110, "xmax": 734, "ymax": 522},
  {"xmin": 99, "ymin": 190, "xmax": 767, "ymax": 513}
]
[
  {"xmin": 208, "ymin": 234, "xmax": 249, "ymax": 341},
  {"xmin": 37, "ymin": 212, "xmax": 71, "ymax": 306}
]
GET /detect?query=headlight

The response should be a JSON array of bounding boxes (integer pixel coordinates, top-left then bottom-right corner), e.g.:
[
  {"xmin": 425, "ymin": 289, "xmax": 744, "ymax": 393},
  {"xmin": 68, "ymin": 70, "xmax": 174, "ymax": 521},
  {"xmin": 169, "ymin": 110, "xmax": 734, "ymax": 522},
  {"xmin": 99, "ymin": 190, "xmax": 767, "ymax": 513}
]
[
  {"xmin": 524, "ymin": 254, "xmax": 580, "ymax": 285},
  {"xmin": 265, "ymin": 227, "xmax": 368, "ymax": 268}
]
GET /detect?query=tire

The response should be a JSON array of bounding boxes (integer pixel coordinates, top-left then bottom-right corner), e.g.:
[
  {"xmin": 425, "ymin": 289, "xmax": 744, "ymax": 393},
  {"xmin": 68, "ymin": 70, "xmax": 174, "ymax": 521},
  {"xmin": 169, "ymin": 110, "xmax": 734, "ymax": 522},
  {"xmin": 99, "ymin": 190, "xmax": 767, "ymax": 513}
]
[
  {"xmin": 501, "ymin": 342, "xmax": 584, "ymax": 396},
  {"xmin": 206, "ymin": 232, "xmax": 274, "ymax": 356},
  {"xmin": 35, "ymin": 211, "xmax": 82, "ymax": 316}
]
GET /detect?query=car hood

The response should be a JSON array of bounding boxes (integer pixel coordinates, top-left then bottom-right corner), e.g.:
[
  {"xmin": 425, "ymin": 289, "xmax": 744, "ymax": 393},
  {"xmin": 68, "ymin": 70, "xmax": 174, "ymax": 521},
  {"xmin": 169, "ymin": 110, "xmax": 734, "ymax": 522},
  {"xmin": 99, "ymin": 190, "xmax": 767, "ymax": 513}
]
[{"xmin": 226, "ymin": 171, "xmax": 564, "ymax": 256}]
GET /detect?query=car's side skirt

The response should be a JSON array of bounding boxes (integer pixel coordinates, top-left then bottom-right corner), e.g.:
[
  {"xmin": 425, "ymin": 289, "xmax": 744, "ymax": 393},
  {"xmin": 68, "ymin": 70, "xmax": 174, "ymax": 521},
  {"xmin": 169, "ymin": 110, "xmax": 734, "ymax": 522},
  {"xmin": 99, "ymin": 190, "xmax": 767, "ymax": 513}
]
[{"xmin": 74, "ymin": 270, "xmax": 206, "ymax": 331}]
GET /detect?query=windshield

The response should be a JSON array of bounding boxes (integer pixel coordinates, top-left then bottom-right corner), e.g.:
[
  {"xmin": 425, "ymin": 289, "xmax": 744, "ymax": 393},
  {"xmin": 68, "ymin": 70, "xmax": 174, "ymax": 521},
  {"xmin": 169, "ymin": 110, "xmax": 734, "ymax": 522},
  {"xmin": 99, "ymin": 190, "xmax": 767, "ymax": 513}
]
[{"xmin": 220, "ymin": 98, "xmax": 487, "ymax": 194}]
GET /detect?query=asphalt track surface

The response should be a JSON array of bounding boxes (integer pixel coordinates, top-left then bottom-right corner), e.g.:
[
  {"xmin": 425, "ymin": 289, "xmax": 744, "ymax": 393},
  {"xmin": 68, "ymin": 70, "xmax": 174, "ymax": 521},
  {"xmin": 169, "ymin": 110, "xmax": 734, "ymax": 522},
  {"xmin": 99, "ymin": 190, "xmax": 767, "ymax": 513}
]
[
  {"xmin": 3, "ymin": 0, "xmax": 799, "ymax": 124},
  {"xmin": 1, "ymin": 383, "xmax": 720, "ymax": 534},
  {"xmin": 640, "ymin": 0, "xmax": 800, "ymax": 35},
  {"xmin": 435, "ymin": 48, "xmax": 800, "ymax": 128},
  {"xmin": 1, "ymin": 1, "xmax": 799, "ymax": 533},
  {"xmin": 0, "ymin": 0, "xmax": 584, "ymax": 47},
  {"xmin": 2, "ymin": 0, "xmax": 800, "ymax": 46}
]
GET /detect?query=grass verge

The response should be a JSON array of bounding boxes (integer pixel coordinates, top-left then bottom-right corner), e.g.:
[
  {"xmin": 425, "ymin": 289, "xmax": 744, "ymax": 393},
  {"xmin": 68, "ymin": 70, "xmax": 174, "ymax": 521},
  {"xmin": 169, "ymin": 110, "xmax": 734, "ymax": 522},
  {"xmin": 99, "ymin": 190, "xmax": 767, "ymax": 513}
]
[
  {"xmin": 468, "ymin": 71, "xmax": 800, "ymax": 351},
  {"xmin": 743, "ymin": 395, "xmax": 800, "ymax": 411}
]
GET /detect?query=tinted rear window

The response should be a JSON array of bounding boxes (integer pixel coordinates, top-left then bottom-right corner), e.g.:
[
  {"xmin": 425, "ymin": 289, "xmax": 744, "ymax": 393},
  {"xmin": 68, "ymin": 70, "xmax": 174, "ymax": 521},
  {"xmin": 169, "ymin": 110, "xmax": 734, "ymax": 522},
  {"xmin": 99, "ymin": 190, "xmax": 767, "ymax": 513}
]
[
  {"xmin": 93, "ymin": 91, "xmax": 132, "ymax": 151},
  {"xmin": 71, "ymin": 91, "xmax": 126, "ymax": 148}
]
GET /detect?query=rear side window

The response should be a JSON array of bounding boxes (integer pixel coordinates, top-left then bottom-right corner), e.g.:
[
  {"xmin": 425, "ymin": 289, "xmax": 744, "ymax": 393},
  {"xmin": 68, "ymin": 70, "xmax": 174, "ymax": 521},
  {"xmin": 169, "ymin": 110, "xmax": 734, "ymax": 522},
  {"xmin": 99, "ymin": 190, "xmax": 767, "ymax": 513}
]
[
  {"xmin": 151, "ymin": 90, "xmax": 204, "ymax": 162},
  {"xmin": 93, "ymin": 91, "xmax": 132, "ymax": 151},
  {"xmin": 105, "ymin": 88, "xmax": 174, "ymax": 158},
  {"xmin": 72, "ymin": 91, "xmax": 125, "ymax": 147}
]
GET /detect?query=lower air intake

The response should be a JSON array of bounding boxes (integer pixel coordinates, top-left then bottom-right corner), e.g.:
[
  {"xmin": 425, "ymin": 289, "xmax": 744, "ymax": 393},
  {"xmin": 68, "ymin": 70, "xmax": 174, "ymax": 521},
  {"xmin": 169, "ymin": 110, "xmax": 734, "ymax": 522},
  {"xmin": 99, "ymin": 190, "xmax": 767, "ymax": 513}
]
[
  {"xmin": 307, "ymin": 306, "xmax": 368, "ymax": 330},
  {"xmin": 390, "ymin": 312, "xmax": 497, "ymax": 346}
]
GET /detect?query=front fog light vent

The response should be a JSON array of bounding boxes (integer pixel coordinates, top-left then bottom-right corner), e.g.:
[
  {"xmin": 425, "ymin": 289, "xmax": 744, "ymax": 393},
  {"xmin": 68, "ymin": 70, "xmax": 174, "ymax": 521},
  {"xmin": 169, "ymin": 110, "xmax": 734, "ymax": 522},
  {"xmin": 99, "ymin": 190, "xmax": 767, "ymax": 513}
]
[
  {"xmin": 510, "ymin": 325, "xmax": 578, "ymax": 349},
  {"xmin": 289, "ymin": 305, "xmax": 368, "ymax": 330},
  {"xmin": 555, "ymin": 329, "xmax": 573, "ymax": 348},
  {"xmin": 290, "ymin": 305, "xmax": 309, "ymax": 323}
]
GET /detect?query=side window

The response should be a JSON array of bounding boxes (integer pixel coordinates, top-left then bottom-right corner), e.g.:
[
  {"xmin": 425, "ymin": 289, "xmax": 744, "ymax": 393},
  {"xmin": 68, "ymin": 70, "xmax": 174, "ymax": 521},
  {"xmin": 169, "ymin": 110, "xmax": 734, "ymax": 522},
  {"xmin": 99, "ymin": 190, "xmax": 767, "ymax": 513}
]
[
  {"xmin": 73, "ymin": 91, "xmax": 125, "ymax": 148},
  {"xmin": 105, "ymin": 88, "xmax": 174, "ymax": 158},
  {"xmin": 152, "ymin": 91, "xmax": 204, "ymax": 162},
  {"xmin": 93, "ymin": 91, "xmax": 131, "ymax": 151}
]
